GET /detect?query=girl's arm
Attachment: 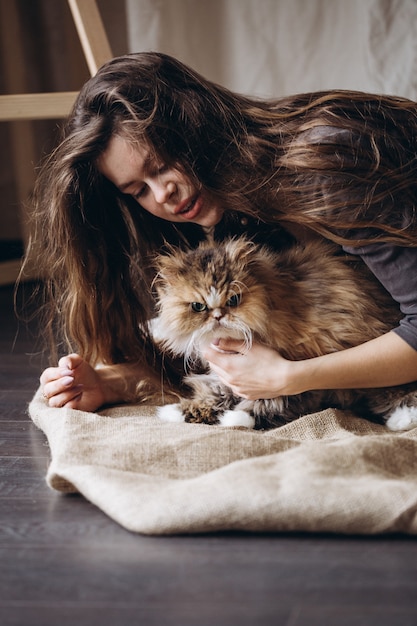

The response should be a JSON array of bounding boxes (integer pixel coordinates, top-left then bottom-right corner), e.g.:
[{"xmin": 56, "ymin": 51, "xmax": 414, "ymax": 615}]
[{"xmin": 203, "ymin": 331, "xmax": 417, "ymax": 400}]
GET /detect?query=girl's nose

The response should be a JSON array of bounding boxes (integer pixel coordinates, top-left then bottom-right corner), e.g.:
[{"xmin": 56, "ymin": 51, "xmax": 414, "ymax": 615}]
[{"xmin": 152, "ymin": 180, "xmax": 176, "ymax": 204}]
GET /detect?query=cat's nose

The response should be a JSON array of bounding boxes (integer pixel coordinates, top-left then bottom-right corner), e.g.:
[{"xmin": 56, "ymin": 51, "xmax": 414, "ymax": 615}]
[{"xmin": 212, "ymin": 309, "xmax": 224, "ymax": 321}]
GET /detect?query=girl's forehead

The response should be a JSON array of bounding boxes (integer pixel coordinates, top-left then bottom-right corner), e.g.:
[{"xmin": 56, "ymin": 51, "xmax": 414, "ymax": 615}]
[
  {"xmin": 102, "ymin": 135, "xmax": 149, "ymax": 162},
  {"xmin": 96, "ymin": 135, "xmax": 150, "ymax": 188}
]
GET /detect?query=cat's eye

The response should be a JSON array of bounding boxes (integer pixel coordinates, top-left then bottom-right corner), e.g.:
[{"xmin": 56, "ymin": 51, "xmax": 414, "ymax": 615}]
[
  {"xmin": 226, "ymin": 294, "xmax": 241, "ymax": 307},
  {"xmin": 191, "ymin": 302, "xmax": 208, "ymax": 312}
]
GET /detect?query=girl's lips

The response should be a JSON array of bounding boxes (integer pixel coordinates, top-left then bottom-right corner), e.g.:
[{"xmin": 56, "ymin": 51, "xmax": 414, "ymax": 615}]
[{"xmin": 174, "ymin": 194, "xmax": 202, "ymax": 220}]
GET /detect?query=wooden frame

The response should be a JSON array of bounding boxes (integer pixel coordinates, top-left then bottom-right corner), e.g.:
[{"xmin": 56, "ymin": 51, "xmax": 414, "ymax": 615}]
[{"xmin": 0, "ymin": 0, "xmax": 113, "ymax": 285}]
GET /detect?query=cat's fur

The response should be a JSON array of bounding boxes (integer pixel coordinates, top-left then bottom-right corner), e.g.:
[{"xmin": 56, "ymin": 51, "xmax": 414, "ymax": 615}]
[{"xmin": 153, "ymin": 236, "xmax": 417, "ymax": 430}]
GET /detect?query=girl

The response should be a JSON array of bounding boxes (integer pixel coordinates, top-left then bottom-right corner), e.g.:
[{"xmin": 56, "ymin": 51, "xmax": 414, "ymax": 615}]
[{"xmin": 36, "ymin": 52, "xmax": 417, "ymax": 413}]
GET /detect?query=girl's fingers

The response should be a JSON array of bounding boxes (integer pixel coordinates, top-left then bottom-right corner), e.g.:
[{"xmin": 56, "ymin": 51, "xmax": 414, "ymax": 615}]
[
  {"xmin": 42, "ymin": 377, "xmax": 78, "ymax": 400},
  {"xmin": 40, "ymin": 367, "xmax": 70, "ymax": 386},
  {"xmin": 47, "ymin": 387, "xmax": 83, "ymax": 408},
  {"xmin": 40, "ymin": 354, "xmax": 86, "ymax": 406},
  {"xmin": 215, "ymin": 338, "xmax": 245, "ymax": 353},
  {"xmin": 58, "ymin": 353, "xmax": 82, "ymax": 370}
]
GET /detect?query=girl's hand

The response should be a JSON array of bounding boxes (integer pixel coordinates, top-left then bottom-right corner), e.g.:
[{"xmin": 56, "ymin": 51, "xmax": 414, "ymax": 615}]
[
  {"xmin": 203, "ymin": 339, "xmax": 297, "ymax": 400},
  {"xmin": 40, "ymin": 353, "xmax": 106, "ymax": 412}
]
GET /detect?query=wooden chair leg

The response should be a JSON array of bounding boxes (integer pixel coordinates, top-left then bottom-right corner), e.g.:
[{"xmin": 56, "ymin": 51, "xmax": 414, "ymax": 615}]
[{"xmin": 68, "ymin": 0, "xmax": 113, "ymax": 76}]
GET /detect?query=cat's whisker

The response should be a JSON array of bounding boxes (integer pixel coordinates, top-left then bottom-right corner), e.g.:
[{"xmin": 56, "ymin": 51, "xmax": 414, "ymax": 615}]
[{"xmin": 183, "ymin": 341, "xmax": 200, "ymax": 369}]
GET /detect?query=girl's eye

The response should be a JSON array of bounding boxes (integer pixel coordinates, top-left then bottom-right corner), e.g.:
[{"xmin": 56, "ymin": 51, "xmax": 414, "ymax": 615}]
[
  {"xmin": 226, "ymin": 294, "xmax": 241, "ymax": 307},
  {"xmin": 191, "ymin": 302, "xmax": 208, "ymax": 312},
  {"xmin": 130, "ymin": 164, "xmax": 167, "ymax": 200},
  {"xmin": 132, "ymin": 185, "xmax": 146, "ymax": 200}
]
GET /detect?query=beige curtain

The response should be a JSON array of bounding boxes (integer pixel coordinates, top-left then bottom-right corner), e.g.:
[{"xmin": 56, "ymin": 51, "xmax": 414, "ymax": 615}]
[{"xmin": 126, "ymin": 0, "xmax": 417, "ymax": 99}]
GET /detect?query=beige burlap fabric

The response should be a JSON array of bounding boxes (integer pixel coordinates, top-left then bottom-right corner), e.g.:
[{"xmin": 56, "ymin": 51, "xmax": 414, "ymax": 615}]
[{"xmin": 29, "ymin": 389, "xmax": 417, "ymax": 535}]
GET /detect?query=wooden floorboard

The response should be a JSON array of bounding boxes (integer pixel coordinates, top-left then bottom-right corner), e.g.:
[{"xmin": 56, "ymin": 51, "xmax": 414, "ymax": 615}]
[{"xmin": 1, "ymin": 283, "xmax": 417, "ymax": 626}]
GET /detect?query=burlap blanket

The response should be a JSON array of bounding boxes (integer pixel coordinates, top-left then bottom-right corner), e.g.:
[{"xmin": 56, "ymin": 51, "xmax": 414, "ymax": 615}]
[{"xmin": 28, "ymin": 389, "xmax": 417, "ymax": 535}]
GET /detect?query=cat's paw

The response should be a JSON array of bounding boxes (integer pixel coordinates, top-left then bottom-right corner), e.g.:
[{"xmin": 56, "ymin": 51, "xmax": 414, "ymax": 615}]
[
  {"xmin": 385, "ymin": 406, "xmax": 417, "ymax": 431},
  {"xmin": 157, "ymin": 403, "xmax": 185, "ymax": 423},
  {"xmin": 219, "ymin": 409, "xmax": 255, "ymax": 429}
]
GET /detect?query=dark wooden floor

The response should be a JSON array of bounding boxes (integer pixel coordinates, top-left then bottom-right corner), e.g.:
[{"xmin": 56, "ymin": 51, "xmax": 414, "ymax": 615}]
[{"xmin": 1, "ymin": 283, "xmax": 417, "ymax": 626}]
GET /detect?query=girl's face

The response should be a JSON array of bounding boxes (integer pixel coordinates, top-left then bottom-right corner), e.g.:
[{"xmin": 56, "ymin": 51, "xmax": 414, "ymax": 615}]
[{"xmin": 97, "ymin": 135, "xmax": 224, "ymax": 227}]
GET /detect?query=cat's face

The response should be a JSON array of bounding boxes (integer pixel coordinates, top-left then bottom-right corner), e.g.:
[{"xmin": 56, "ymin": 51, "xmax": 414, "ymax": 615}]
[{"xmin": 154, "ymin": 238, "xmax": 275, "ymax": 360}]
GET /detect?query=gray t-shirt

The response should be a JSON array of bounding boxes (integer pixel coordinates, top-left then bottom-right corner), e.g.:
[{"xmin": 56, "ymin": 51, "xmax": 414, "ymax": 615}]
[{"xmin": 342, "ymin": 241, "xmax": 417, "ymax": 350}]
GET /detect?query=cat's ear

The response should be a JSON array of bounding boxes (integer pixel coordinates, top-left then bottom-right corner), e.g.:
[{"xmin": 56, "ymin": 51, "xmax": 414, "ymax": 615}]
[
  {"xmin": 154, "ymin": 245, "xmax": 182, "ymax": 273},
  {"xmin": 153, "ymin": 251, "xmax": 185, "ymax": 287},
  {"xmin": 225, "ymin": 237, "xmax": 256, "ymax": 264},
  {"xmin": 225, "ymin": 237, "xmax": 277, "ymax": 279},
  {"xmin": 154, "ymin": 261, "xmax": 174, "ymax": 286}
]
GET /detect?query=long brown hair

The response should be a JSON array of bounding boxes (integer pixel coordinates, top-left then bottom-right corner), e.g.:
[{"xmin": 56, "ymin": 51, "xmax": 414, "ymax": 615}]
[{"xmin": 25, "ymin": 52, "xmax": 417, "ymax": 372}]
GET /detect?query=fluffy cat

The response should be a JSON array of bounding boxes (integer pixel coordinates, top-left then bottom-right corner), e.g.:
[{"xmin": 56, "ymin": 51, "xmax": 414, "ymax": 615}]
[{"xmin": 153, "ymin": 236, "xmax": 417, "ymax": 431}]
